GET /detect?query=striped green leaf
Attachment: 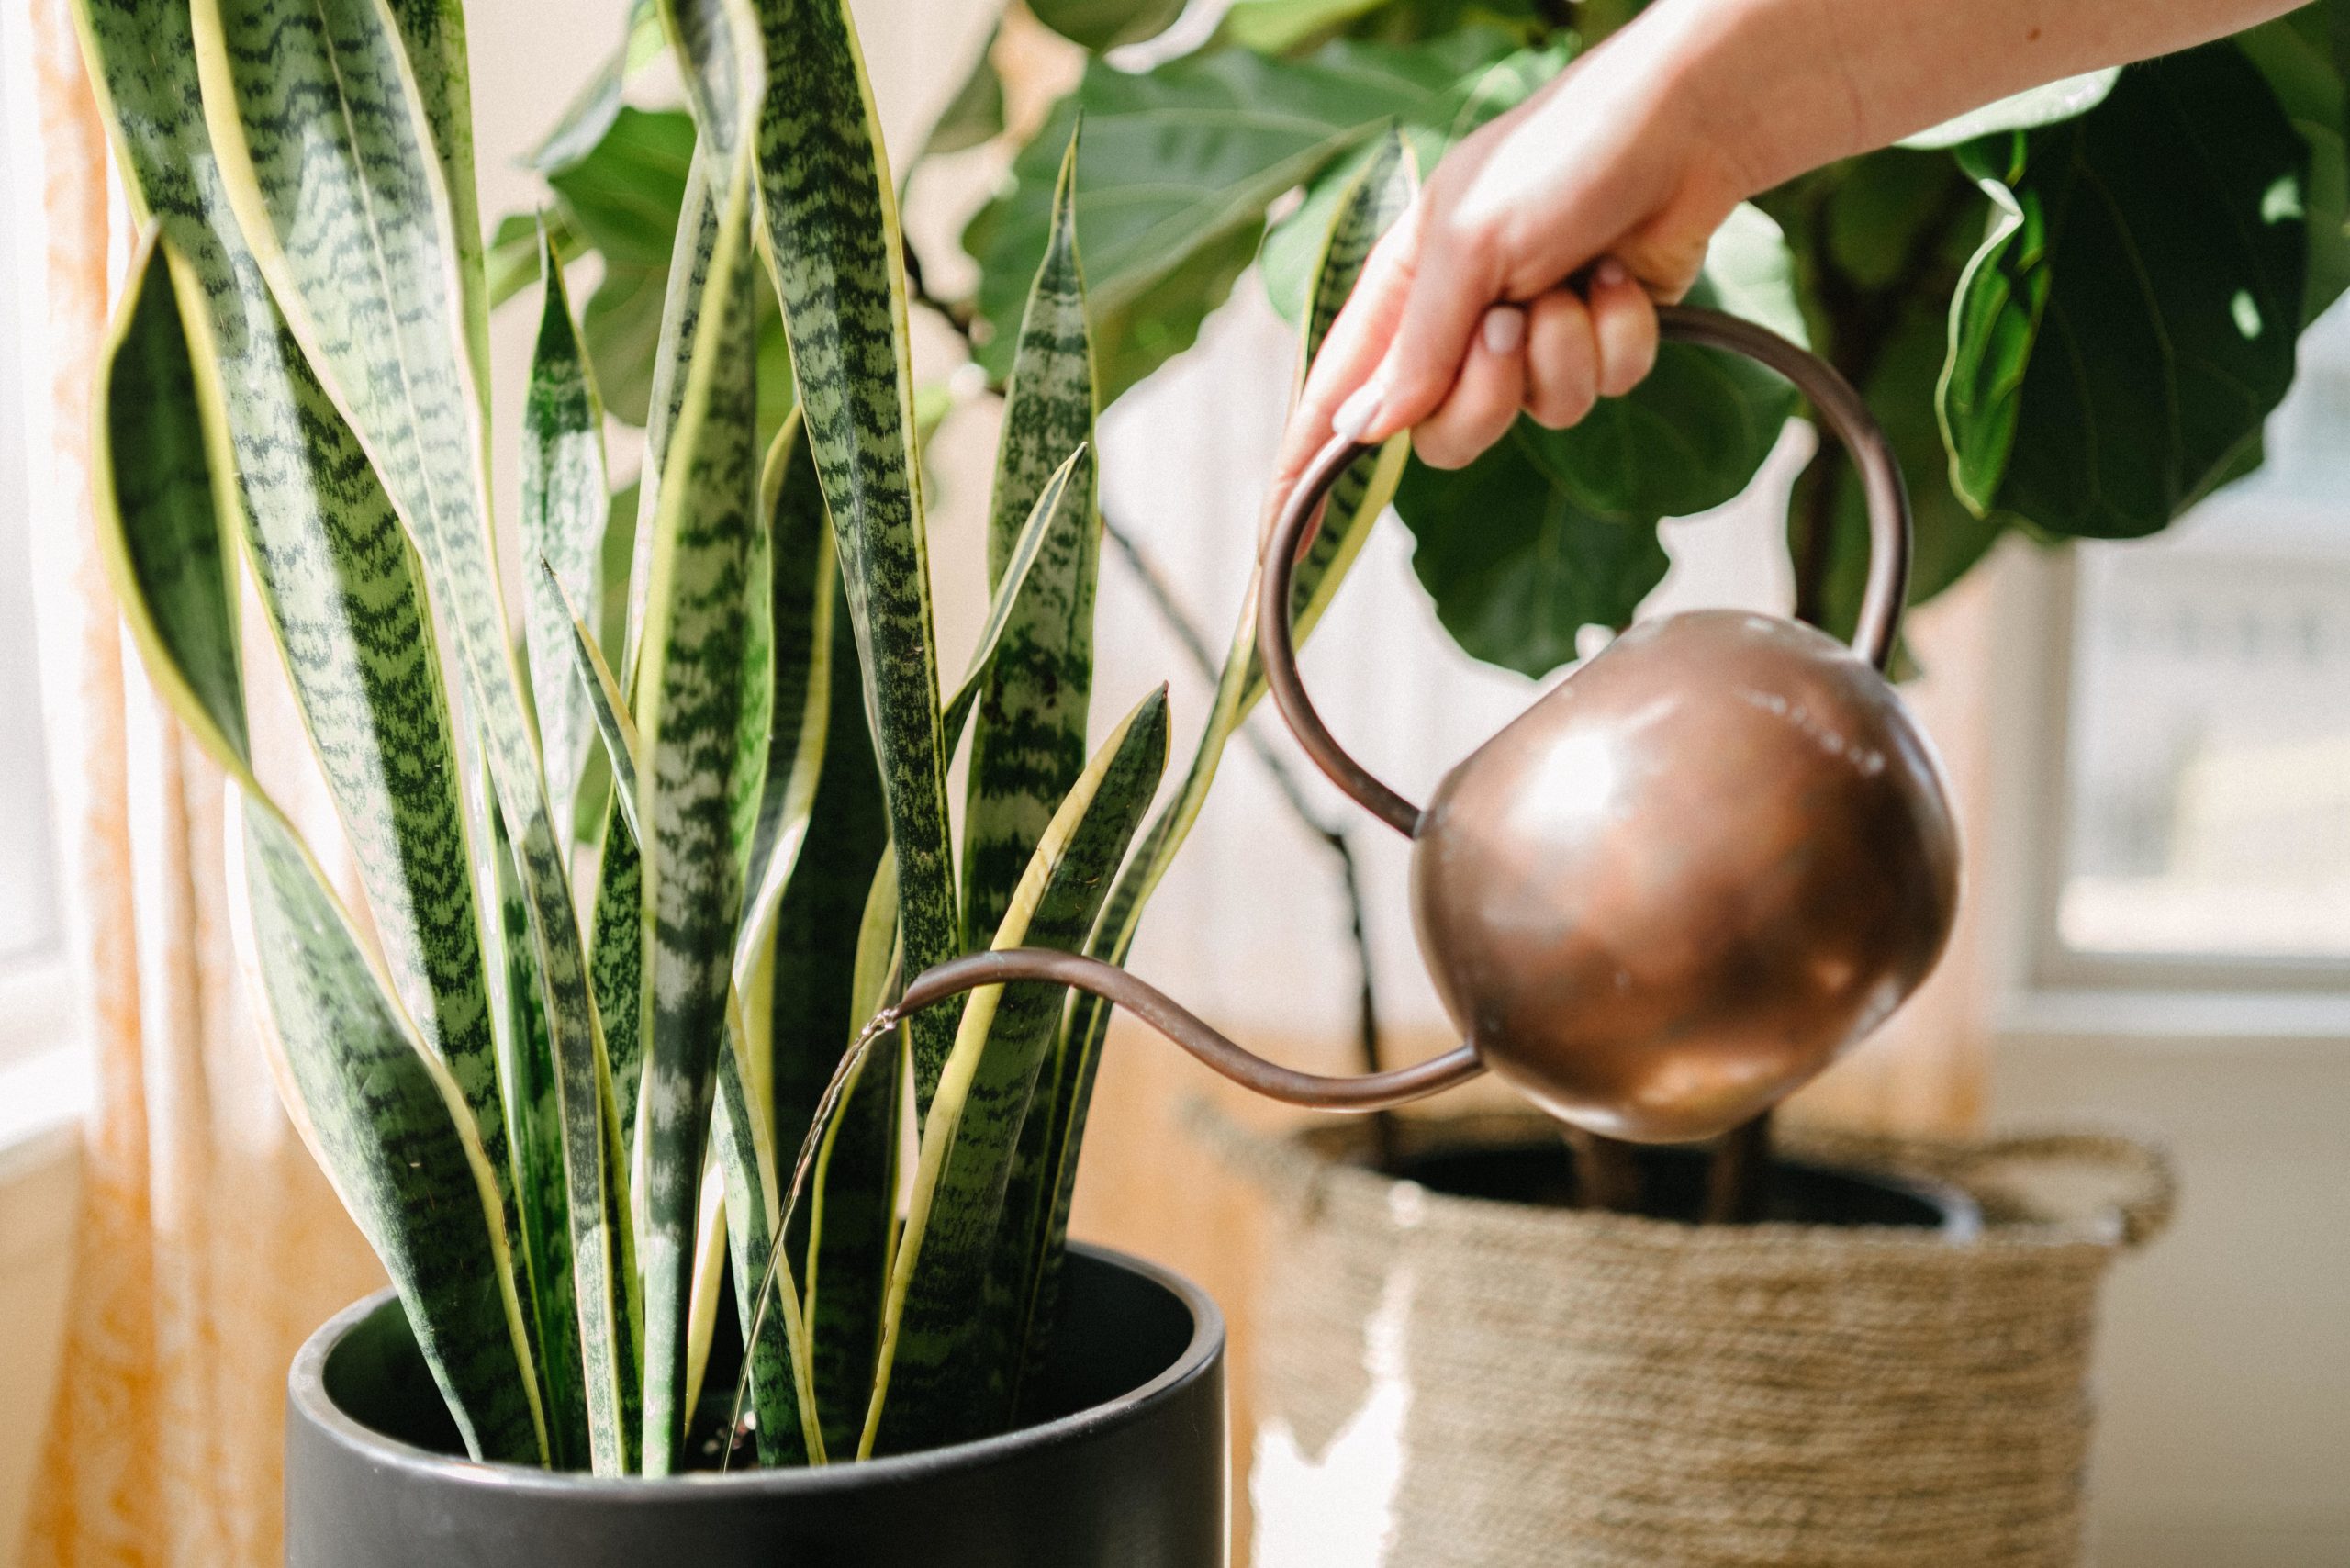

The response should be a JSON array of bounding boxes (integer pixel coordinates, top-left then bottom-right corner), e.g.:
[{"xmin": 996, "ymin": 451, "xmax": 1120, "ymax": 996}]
[
  {"xmin": 711, "ymin": 1001, "xmax": 822, "ymax": 1465},
  {"xmin": 632, "ymin": 0, "xmax": 767, "ymax": 1473},
  {"xmin": 760, "ymin": 561, "xmax": 893, "ymax": 1455},
  {"xmin": 963, "ymin": 129, "xmax": 1098, "ymax": 951},
  {"xmin": 523, "ymin": 233, "xmax": 614, "ymax": 836},
  {"xmin": 545, "ymin": 562, "xmax": 643, "ymax": 842},
  {"xmin": 383, "ymin": 0, "xmax": 489, "ymax": 414},
  {"xmin": 1022, "ymin": 143, "xmax": 1414, "ymax": 1367},
  {"xmin": 941, "ymin": 446, "xmax": 1087, "ymax": 753},
  {"xmin": 487, "ymin": 790, "xmax": 589, "ymax": 1469},
  {"xmin": 749, "ymin": 0, "xmax": 961, "ymax": 1118},
  {"xmin": 865, "ymin": 688, "xmax": 1169, "ymax": 1456},
  {"xmin": 737, "ymin": 416, "xmax": 834, "ymax": 977},
  {"xmin": 93, "ymin": 233, "xmax": 543, "ymax": 1465},
  {"xmin": 190, "ymin": 0, "xmax": 632, "ymax": 1468},
  {"xmin": 800, "ymin": 849, "xmax": 901, "ymax": 1456},
  {"xmin": 74, "ymin": 0, "xmax": 521, "ymax": 1326}
]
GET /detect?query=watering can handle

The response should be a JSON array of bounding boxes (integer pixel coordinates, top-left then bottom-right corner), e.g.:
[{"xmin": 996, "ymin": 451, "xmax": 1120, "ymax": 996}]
[{"xmin": 1259, "ymin": 302, "xmax": 1914, "ymax": 838}]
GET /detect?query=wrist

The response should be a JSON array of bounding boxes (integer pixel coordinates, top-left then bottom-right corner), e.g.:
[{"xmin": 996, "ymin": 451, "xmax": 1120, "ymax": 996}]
[{"xmin": 1619, "ymin": 0, "xmax": 1874, "ymax": 200}]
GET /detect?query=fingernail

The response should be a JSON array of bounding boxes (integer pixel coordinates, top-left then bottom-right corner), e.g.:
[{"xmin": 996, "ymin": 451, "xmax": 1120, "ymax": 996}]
[
  {"xmin": 1332, "ymin": 379, "xmax": 1385, "ymax": 440},
  {"xmin": 1595, "ymin": 256, "xmax": 1628, "ymax": 288},
  {"xmin": 1482, "ymin": 305, "xmax": 1527, "ymax": 355}
]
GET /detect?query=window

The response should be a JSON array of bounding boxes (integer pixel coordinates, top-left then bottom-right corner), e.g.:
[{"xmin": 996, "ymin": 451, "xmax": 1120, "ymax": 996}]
[
  {"xmin": 2008, "ymin": 298, "xmax": 2350, "ymax": 1000},
  {"xmin": 0, "ymin": 60, "xmax": 67, "ymax": 1073}
]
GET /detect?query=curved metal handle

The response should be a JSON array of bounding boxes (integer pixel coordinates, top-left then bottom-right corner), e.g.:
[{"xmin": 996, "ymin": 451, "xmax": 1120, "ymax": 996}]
[
  {"xmin": 1259, "ymin": 301, "xmax": 1915, "ymax": 838},
  {"xmin": 892, "ymin": 948, "xmax": 1484, "ymax": 1112}
]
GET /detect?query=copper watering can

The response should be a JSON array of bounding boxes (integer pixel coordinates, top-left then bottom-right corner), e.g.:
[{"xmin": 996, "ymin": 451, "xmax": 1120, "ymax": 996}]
[{"xmin": 890, "ymin": 305, "xmax": 1960, "ymax": 1145}]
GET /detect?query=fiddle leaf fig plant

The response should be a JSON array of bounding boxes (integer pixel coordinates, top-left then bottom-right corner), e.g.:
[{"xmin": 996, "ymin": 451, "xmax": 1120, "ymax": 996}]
[
  {"xmin": 73, "ymin": 0, "xmax": 1397, "ymax": 1474},
  {"xmin": 962, "ymin": 0, "xmax": 2350, "ymax": 668}
]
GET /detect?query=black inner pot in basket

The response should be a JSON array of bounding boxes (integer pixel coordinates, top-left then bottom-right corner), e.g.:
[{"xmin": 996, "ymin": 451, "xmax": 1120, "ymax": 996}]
[{"xmin": 1384, "ymin": 1137, "xmax": 1968, "ymax": 1230}]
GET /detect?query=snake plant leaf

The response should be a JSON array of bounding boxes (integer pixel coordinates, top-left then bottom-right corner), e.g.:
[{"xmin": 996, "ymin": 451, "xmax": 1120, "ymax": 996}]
[
  {"xmin": 525, "ymin": 234, "xmax": 614, "ymax": 835},
  {"xmin": 738, "ymin": 418, "xmax": 834, "ymax": 977},
  {"xmin": 943, "ymin": 444, "xmax": 1089, "ymax": 761},
  {"xmin": 800, "ymin": 849, "xmax": 901, "ymax": 1455},
  {"xmin": 75, "ymin": 0, "xmax": 525, "ymax": 1287},
  {"xmin": 546, "ymin": 563, "xmax": 643, "ymax": 842},
  {"xmin": 865, "ymin": 689, "xmax": 1169, "ymax": 1456},
  {"xmin": 761, "ymin": 564, "xmax": 893, "ymax": 1454},
  {"xmin": 191, "ymin": 0, "xmax": 632, "ymax": 1469},
  {"xmin": 711, "ymin": 1002, "xmax": 822, "ymax": 1465},
  {"xmin": 964, "ymin": 132, "xmax": 1101, "ymax": 949},
  {"xmin": 382, "ymin": 0, "xmax": 490, "ymax": 415},
  {"xmin": 632, "ymin": 0, "xmax": 767, "ymax": 1473},
  {"xmin": 92, "ymin": 234, "xmax": 544, "ymax": 1466},
  {"xmin": 97, "ymin": 240, "xmax": 247, "ymax": 761},
  {"xmin": 1939, "ymin": 45, "xmax": 2307, "ymax": 539},
  {"xmin": 749, "ymin": 0, "xmax": 961, "ymax": 1118},
  {"xmin": 232, "ymin": 802, "xmax": 549, "ymax": 1465},
  {"xmin": 1019, "ymin": 141, "xmax": 1416, "ymax": 1350},
  {"xmin": 487, "ymin": 790, "xmax": 590, "ymax": 1469}
]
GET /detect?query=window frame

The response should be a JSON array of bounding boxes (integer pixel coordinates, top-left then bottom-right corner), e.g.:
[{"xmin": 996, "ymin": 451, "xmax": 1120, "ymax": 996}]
[{"xmin": 1986, "ymin": 542, "xmax": 2350, "ymax": 1042}]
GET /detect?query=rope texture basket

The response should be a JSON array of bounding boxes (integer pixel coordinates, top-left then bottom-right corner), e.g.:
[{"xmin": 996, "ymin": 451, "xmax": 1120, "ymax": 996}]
[{"xmin": 1217, "ymin": 1110, "xmax": 2173, "ymax": 1568}]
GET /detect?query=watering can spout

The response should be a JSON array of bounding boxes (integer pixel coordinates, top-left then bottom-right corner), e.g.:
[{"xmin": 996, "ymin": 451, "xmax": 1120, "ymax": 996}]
[{"xmin": 892, "ymin": 947, "xmax": 1485, "ymax": 1112}]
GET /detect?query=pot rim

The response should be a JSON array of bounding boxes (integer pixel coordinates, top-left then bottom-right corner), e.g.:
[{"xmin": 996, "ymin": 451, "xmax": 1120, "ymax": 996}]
[{"xmin": 289, "ymin": 1241, "xmax": 1223, "ymax": 1495}]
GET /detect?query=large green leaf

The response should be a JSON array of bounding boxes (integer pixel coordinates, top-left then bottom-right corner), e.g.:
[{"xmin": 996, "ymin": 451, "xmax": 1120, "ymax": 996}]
[
  {"xmin": 632, "ymin": 0, "xmax": 767, "ymax": 1473},
  {"xmin": 1029, "ymin": 0, "xmax": 1187, "ymax": 51},
  {"xmin": 523, "ymin": 234, "xmax": 614, "ymax": 836},
  {"xmin": 548, "ymin": 106, "xmax": 699, "ymax": 426},
  {"xmin": 1898, "ymin": 68, "xmax": 2119, "ymax": 151},
  {"xmin": 1397, "ymin": 427, "xmax": 1672, "ymax": 675},
  {"xmin": 2238, "ymin": 8, "xmax": 2350, "ymax": 326},
  {"xmin": 93, "ymin": 233, "xmax": 543, "ymax": 1466},
  {"xmin": 963, "ymin": 29, "xmax": 1537, "ymax": 400},
  {"xmin": 965, "ymin": 135, "xmax": 1099, "ymax": 947},
  {"xmin": 1938, "ymin": 45, "xmax": 2309, "ymax": 539},
  {"xmin": 191, "ymin": 0, "xmax": 632, "ymax": 1470},
  {"xmin": 749, "ymin": 0, "xmax": 961, "ymax": 1117},
  {"xmin": 76, "ymin": 0, "xmax": 518, "ymax": 1316},
  {"xmin": 865, "ymin": 688, "xmax": 1169, "ymax": 1456}
]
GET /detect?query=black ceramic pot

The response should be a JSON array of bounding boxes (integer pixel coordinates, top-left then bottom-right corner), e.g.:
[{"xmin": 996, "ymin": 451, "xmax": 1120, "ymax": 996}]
[{"xmin": 285, "ymin": 1243, "xmax": 1225, "ymax": 1568}]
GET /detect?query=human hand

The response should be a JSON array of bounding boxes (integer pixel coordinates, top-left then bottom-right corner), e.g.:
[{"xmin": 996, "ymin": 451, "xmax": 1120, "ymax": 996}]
[{"xmin": 1272, "ymin": 5, "xmax": 1752, "ymax": 496}]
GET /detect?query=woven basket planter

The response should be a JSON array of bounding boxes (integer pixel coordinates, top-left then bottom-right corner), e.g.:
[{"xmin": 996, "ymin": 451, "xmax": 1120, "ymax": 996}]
[{"xmin": 1223, "ymin": 1110, "xmax": 2172, "ymax": 1568}]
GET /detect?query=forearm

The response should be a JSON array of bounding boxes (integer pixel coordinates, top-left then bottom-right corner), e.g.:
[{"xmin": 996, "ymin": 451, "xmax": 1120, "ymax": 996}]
[{"xmin": 1629, "ymin": 0, "xmax": 2308, "ymax": 196}]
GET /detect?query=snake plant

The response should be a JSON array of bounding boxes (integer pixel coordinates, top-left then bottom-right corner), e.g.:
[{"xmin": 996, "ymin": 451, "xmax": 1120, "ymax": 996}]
[{"xmin": 74, "ymin": 0, "xmax": 1405, "ymax": 1471}]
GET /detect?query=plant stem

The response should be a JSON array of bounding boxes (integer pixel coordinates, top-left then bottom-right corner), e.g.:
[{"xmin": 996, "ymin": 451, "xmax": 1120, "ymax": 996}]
[
  {"xmin": 1704, "ymin": 1111, "xmax": 1774, "ymax": 1223},
  {"xmin": 1099, "ymin": 510, "xmax": 1394, "ymax": 1161},
  {"xmin": 1565, "ymin": 1126, "xmax": 1641, "ymax": 1212}
]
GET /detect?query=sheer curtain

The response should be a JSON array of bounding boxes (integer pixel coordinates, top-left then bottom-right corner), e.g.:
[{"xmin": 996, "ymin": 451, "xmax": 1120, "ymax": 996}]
[{"xmin": 4, "ymin": 0, "xmax": 382, "ymax": 1562}]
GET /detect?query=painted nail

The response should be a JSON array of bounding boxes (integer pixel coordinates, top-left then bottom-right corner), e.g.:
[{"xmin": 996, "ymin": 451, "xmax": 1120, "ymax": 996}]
[
  {"xmin": 1483, "ymin": 305, "xmax": 1527, "ymax": 355},
  {"xmin": 1332, "ymin": 380, "xmax": 1385, "ymax": 440},
  {"xmin": 1594, "ymin": 256, "xmax": 1628, "ymax": 288}
]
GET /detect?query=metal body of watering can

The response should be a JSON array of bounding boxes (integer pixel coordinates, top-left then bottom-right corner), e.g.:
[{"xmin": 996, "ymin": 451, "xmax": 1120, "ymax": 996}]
[{"xmin": 891, "ymin": 306, "xmax": 1961, "ymax": 1145}]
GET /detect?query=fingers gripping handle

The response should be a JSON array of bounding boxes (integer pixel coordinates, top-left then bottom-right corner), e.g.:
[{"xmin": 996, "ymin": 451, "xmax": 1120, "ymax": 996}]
[{"xmin": 1259, "ymin": 303, "xmax": 1915, "ymax": 839}]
